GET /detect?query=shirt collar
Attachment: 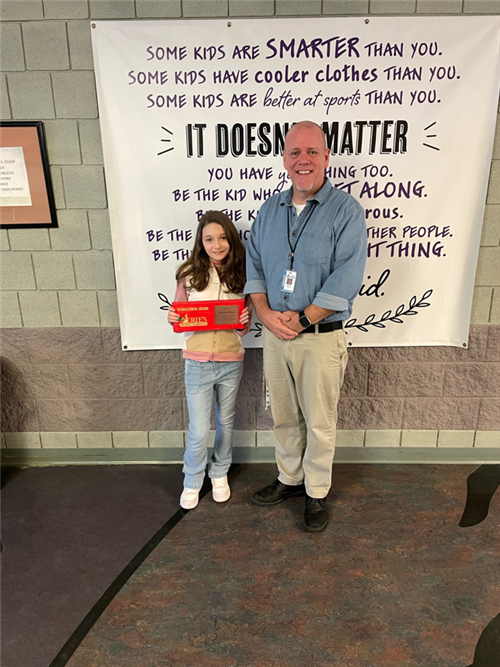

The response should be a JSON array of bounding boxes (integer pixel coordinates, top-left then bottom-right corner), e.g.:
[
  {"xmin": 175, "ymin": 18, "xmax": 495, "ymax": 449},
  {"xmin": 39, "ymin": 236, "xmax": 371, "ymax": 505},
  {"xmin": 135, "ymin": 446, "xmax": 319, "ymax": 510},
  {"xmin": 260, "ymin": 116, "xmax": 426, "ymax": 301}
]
[
  {"xmin": 281, "ymin": 178, "xmax": 333, "ymax": 207},
  {"xmin": 209, "ymin": 264, "xmax": 221, "ymax": 282}
]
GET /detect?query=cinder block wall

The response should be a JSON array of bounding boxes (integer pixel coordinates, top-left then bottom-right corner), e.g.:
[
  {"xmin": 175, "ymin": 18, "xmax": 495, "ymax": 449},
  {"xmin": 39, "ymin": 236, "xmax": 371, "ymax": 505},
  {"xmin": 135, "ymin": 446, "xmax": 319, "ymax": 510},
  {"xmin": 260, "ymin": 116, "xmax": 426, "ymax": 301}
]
[{"xmin": 1, "ymin": 0, "xmax": 499, "ymax": 462}]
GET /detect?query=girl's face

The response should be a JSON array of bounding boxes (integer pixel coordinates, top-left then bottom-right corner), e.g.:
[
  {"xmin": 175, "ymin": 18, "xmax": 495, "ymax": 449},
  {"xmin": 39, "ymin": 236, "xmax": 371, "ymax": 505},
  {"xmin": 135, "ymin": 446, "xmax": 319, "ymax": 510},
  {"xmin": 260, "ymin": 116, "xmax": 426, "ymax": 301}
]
[{"xmin": 202, "ymin": 223, "xmax": 230, "ymax": 263}]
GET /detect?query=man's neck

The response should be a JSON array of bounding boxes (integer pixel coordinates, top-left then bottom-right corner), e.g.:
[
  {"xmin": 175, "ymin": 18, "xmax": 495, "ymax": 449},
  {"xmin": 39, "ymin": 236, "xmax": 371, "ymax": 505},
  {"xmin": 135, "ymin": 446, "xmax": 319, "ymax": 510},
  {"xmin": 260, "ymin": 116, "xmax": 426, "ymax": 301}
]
[{"xmin": 292, "ymin": 179, "xmax": 326, "ymax": 205}]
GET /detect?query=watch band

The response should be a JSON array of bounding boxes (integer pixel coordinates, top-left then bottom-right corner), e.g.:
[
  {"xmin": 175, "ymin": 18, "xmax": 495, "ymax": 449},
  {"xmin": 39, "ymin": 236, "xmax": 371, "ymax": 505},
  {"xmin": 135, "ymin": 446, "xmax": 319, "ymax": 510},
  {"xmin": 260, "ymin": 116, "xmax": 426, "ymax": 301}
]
[{"xmin": 298, "ymin": 310, "xmax": 312, "ymax": 329}]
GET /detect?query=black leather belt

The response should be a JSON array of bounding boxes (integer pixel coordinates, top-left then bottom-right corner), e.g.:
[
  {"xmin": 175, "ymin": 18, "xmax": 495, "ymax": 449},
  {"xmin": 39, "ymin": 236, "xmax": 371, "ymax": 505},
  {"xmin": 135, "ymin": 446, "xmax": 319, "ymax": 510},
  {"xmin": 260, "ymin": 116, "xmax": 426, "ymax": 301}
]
[{"xmin": 301, "ymin": 321, "xmax": 343, "ymax": 334}]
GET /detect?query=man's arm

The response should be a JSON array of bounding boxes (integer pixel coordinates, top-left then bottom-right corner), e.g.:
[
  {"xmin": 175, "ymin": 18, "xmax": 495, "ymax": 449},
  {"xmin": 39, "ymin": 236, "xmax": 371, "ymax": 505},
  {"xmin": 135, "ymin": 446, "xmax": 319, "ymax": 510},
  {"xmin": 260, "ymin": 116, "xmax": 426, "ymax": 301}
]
[
  {"xmin": 250, "ymin": 293, "xmax": 298, "ymax": 340},
  {"xmin": 311, "ymin": 198, "xmax": 367, "ymax": 314},
  {"xmin": 283, "ymin": 197, "xmax": 367, "ymax": 332},
  {"xmin": 245, "ymin": 203, "xmax": 298, "ymax": 341},
  {"xmin": 283, "ymin": 305, "xmax": 335, "ymax": 333}
]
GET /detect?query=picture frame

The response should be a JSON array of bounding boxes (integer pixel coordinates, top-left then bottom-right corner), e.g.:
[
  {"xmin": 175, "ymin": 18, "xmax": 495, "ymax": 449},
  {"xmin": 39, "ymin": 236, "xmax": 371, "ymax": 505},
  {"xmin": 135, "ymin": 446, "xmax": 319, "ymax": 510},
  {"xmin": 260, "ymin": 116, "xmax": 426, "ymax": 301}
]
[{"xmin": 0, "ymin": 121, "xmax": 58, "ymax": 229}]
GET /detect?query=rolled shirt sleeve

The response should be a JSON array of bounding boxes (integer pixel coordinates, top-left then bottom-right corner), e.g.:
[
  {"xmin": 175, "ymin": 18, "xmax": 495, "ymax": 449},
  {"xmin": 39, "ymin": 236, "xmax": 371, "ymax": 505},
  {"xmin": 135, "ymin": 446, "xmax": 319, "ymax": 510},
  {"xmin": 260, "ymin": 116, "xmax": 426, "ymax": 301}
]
[{"xmin": 313, "ymin": 198, "xmax": 367, "ymax": 314}]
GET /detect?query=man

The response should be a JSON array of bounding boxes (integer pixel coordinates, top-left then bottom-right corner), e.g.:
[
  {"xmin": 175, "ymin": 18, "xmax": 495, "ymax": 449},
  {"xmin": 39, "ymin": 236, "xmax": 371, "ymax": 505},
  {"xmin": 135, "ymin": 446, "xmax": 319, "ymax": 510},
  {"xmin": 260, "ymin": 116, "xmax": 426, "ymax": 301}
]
[{"xmin": 244, "ymin": 120, "xmax": 367, "ymax": 532}]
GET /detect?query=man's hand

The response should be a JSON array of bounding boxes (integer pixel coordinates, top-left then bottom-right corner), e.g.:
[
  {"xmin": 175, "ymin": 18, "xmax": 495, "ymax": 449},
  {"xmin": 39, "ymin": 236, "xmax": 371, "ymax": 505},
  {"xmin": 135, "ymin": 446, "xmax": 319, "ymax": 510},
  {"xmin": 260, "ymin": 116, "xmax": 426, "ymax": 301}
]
[
  {"xmin": 250, "ymin": 294, "xmax": 298, "ymax": 340},
  {"xmin": 260, "ymin": 309, "xmax": 298, "ymax": 340},
  {"xmin": 282, "ymin": 305, "xmax": 337, "ymax": 333},
  {"xmin": 282, "ymin": 310, "xmax": 304, "ymax": 333}
]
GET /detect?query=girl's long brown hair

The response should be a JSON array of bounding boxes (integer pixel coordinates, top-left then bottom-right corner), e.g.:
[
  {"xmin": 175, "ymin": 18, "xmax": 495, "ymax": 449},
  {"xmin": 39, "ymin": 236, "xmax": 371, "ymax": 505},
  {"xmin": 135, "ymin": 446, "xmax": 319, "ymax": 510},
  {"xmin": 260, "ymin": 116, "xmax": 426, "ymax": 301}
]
[{"xmin": 176, "ymin": 211, "xmax": 246, "ymax": 294}]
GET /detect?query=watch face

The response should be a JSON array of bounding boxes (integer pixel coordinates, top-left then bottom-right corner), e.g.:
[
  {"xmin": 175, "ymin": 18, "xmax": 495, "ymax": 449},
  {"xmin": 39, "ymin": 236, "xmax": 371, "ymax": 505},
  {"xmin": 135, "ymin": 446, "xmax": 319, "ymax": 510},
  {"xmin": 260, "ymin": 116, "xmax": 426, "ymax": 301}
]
[{"xmin": 299, "ymin": 316, "xmax": 310, "ymax": 328}]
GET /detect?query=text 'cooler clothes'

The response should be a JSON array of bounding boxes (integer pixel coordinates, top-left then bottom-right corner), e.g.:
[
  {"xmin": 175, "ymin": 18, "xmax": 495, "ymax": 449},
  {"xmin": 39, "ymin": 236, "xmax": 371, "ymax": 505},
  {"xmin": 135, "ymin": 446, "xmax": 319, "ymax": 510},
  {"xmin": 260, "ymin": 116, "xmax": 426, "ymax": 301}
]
[{"xmin": 245, "ymin": 179, "xmax": 367, "ymax": 497}]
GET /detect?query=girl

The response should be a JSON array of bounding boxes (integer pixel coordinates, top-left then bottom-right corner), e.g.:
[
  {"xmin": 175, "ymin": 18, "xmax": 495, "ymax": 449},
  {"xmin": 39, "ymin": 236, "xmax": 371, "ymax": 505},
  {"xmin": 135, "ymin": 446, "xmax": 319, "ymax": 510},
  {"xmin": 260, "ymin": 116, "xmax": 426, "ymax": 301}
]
[{"xmin": 168, "ymin": 211, "xmax": 251, "ymax": 510}]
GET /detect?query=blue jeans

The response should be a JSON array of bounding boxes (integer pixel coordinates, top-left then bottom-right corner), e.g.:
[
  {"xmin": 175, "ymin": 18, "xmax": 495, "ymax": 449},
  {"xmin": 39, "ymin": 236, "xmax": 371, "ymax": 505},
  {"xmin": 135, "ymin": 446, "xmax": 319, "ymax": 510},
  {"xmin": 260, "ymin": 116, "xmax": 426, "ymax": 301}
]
[{"xmin": 183, "ymin": 359, "xmax": 243, "ymax": 490}]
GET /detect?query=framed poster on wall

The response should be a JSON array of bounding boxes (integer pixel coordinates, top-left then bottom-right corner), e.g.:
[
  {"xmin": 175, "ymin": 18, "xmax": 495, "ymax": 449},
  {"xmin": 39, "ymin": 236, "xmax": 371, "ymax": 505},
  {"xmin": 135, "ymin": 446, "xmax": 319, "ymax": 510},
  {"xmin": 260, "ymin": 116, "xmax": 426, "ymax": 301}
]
[{"xmin": 0, "ymin": 121, "xmax": 58, "ymax": 229}]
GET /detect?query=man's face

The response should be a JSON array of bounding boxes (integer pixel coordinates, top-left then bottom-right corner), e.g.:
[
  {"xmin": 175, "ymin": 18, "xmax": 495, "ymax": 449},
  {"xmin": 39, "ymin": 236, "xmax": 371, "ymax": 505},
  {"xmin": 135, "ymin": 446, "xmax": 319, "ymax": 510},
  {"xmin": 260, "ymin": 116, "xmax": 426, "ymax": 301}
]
[{"xmin": 282, "ymin": 125, "xmax": 330, "ymax": 203}]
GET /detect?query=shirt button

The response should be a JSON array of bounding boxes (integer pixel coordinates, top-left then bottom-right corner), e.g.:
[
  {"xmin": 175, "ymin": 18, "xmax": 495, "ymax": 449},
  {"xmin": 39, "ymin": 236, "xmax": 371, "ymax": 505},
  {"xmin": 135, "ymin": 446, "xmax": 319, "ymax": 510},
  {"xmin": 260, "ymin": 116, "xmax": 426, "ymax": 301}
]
[{"xmin": 292, "ymin": 232, "xmax": 296, "ymax": 236}]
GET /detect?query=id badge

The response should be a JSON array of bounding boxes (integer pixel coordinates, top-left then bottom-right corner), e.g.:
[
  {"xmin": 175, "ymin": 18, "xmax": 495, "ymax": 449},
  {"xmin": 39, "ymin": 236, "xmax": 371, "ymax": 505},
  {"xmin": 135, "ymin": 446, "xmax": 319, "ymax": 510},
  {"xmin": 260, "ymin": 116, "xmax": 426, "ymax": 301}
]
[{"xmin": 281, "ymin": 269, "xmax": 297, "ymax": 293}]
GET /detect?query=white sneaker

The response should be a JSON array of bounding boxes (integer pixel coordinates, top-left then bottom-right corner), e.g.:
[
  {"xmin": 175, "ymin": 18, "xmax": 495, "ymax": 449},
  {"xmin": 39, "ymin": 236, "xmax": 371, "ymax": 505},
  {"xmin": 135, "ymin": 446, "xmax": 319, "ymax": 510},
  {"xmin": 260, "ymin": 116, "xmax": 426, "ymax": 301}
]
[
  {"xmin": 180, "ymin": 488, "xmax": 199, "ymax": 510},
  {"xmin": 212, "ymin": 476, "xmax": 231, "ymax": 503}
]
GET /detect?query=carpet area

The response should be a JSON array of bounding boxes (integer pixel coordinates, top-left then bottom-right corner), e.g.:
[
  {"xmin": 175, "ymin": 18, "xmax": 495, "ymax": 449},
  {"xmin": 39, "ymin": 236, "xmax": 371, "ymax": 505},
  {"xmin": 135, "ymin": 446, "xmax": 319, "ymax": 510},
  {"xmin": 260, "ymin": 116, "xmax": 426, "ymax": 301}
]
[
  {"xmin": 1, "ymin": 465, "xmax": 183, "ymax": 667},
  {"xmin": 56, "ymin": 464, "xmax": 499, "ymax": 667}
]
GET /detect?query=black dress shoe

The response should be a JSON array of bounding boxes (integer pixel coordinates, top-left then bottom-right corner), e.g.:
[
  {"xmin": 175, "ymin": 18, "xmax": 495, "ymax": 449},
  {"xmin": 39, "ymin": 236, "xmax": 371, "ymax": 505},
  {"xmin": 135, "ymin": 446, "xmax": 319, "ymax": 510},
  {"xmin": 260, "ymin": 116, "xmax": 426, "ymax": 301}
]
[
  {"xmin": 304, "ymin": 496, "xmax": 329, "ymax": 532},
  {"xmin": 252, "ymin": 479, "xmax": 306, "ymax": 506}
]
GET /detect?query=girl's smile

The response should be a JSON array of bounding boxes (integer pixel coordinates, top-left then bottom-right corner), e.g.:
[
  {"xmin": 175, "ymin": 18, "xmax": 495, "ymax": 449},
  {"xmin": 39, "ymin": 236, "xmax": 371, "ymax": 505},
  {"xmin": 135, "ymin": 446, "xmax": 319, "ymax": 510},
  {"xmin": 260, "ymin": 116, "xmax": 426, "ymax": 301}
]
[{"xmin": 202, "ymin": 223, "xmax": 230, "ymax": 263}]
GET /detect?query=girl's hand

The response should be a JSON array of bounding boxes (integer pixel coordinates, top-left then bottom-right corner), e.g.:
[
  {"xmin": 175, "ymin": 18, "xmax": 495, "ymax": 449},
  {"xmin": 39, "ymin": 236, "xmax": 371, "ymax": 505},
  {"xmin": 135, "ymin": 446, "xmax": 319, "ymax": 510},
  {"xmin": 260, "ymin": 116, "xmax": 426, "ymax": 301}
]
[
  {"xmin": 167, "ymin": 306, "xmax": 180, "ymax": 326},
  {"xmin": 239, "ymin": 307, "xmax": 250, "ymax": 326},
  {"xmin": 235, "ymin": 307, "xmax": 251, "ymax": 337}
]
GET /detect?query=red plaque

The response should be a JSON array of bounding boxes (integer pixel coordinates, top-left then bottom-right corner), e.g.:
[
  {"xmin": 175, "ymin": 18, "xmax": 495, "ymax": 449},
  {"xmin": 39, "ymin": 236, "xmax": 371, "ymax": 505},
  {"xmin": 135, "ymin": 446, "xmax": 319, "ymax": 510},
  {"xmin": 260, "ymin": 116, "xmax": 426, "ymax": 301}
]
[{"xmin": 172, "ymin": 299, "xmax": 245, "ymax": 332}]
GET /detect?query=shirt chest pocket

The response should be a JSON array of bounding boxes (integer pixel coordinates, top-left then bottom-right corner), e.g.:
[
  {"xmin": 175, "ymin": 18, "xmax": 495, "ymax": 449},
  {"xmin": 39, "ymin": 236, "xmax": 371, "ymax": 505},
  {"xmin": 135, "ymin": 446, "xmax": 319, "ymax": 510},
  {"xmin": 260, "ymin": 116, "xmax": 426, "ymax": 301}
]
[{"xmin": 296, "ymin": 231, "xmax": 332, "ymax": 266}]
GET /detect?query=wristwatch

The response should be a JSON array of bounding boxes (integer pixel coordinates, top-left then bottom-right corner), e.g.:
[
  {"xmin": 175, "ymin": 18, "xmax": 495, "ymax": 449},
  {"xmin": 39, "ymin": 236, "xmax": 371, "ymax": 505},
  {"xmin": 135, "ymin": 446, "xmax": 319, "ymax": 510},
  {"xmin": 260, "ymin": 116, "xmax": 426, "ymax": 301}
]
[{"xmin": 298, "ymin": 310, "xmax": 312, "ymax": 329}]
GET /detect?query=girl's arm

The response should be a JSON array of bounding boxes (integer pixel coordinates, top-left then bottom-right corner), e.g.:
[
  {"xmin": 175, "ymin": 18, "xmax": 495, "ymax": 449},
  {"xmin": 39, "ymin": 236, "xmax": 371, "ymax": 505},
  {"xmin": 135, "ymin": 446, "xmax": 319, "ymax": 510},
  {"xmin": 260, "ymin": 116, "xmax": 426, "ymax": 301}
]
[{"xmin": 235, "ymin": 295, "xmax": 253, "ymax": 337}]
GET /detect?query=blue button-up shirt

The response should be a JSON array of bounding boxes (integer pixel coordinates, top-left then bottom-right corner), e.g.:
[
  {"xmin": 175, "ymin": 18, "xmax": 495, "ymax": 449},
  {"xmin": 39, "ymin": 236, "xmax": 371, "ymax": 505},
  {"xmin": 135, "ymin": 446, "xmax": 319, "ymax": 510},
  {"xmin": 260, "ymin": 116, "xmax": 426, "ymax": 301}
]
[{"xmin": 244, "ymin": 179, "xmax": 367, "ymax": 322}]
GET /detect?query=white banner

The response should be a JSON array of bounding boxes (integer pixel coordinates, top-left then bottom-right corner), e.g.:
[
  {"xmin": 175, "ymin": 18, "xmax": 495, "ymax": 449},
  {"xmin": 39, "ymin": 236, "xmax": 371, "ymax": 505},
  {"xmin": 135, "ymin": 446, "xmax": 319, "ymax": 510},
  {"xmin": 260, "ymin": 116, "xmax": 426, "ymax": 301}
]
[{"xmin": 91, "ymin": 16, "xmax": 500, "ymax": 349}]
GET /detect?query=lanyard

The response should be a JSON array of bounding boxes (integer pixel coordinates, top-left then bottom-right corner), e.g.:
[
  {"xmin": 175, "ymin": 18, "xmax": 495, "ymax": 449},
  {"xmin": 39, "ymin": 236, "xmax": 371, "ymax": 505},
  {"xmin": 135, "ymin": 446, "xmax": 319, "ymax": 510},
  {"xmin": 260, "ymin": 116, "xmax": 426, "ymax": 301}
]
[{"xmin": 287, "ymin": 201, "xmax": 317, "ymax": 270}]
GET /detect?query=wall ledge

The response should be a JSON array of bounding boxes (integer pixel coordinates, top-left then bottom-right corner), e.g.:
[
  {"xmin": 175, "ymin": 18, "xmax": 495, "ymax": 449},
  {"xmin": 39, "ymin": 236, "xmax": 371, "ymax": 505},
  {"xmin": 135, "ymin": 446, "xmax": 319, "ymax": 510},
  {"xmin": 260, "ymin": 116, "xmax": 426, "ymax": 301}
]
[{"xmin": 2, "ymin": 445, "xmax": 499, "ymax": 467}]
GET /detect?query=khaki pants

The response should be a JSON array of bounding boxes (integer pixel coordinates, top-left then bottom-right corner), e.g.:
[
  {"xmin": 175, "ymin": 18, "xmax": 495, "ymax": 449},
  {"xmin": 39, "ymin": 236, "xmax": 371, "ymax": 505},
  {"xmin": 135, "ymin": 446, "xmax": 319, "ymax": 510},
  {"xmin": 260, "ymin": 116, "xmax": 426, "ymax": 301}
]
[{"xmin": 263, "ymin": 326, "xmax": 348, "ymax": 498}]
